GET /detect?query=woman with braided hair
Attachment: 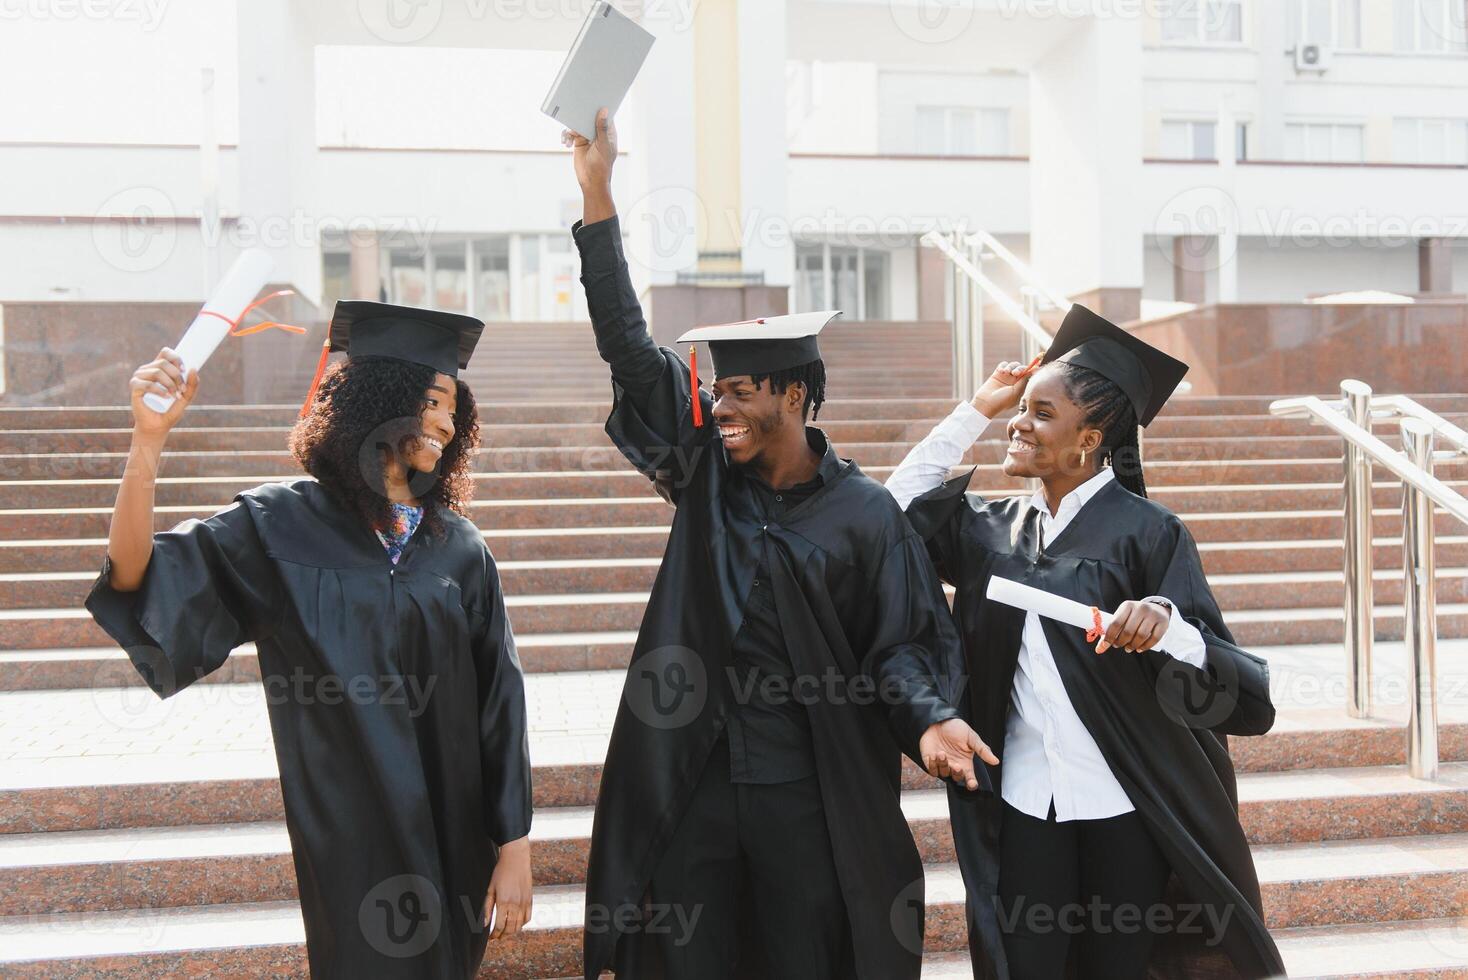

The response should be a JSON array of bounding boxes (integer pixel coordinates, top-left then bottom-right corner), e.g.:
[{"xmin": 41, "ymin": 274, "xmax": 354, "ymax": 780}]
[{"xmin": 886, "ymin": 305, "xmax": 1283, "ymax": 979}]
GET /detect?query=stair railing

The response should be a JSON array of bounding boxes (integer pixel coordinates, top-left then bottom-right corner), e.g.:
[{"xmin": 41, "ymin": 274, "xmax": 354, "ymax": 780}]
[
  {"xmin": 1271, "ymin": 382, "xmax": 1468, "ymax": 780},
  {"xmin": 921, "ymin": 229, "xmax": 1064, "ymax": 399}
]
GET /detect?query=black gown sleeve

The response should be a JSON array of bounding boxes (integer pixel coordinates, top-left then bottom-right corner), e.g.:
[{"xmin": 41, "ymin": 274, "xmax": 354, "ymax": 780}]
[
  {"xmin": 572, "ymin": 215, "xmax": 715, "ymax": 500},
  {"xmin": 1139, "ymin": 515, "xmax": 1276, "ymax": 737},
  {"xmin": 862, "ymin": 534, "xmax": 971, "ymax": 774},
  {"xmin": 471, "ymin": 553, "xmax": 533, "ymax": 846},
  {"xmin": 901, "ymin": 465, "xmax": 979, "ymax": 586},
  {"xmin": 83, "ymin": 500, "xmax": 280, "ymax": 698}
]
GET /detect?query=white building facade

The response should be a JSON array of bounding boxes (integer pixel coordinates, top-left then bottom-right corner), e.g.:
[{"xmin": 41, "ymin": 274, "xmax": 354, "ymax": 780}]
[{"xmin": 2, "ymin": 0, "xmax": 1466, "ymax": 324}]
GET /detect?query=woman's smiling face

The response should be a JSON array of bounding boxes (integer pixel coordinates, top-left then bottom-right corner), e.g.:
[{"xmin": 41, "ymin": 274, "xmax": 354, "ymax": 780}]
[
  {"xmin": 402, "ymin": 372, "xmax": 458, "ymax": 473},
  {"xmin": 1003, "ymin": 365, "xmax": 1103, "ymax": 480}
]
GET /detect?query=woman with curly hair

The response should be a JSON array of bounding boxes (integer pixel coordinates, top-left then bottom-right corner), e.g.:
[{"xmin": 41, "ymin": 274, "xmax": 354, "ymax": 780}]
[{"xmin": 86, "ymin": 302, "xmax": 533, "ymax": 979}]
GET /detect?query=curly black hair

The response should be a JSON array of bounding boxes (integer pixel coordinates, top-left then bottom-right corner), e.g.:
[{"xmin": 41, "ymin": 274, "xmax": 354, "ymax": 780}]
[
  {"xmin": 289, "ymin": 356, "xmax": 480, "ymax": 539},
  {"xmin": 749, "ymin": 358, "xmax": 828, "ymax": 421}
]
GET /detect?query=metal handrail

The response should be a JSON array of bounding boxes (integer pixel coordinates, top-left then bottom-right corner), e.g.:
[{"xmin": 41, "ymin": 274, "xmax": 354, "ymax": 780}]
[
  {"xmin": 960, "ymin": 229, "xmax": 1072, "ymax": 315},
  {"xmin": 1375, "ymin": 395, "xmax": 1468, "ymax": 458},
  {"xmin": 1271, "ymin": 380, "xmax": 1468, "ymax": 780},
  {"xmin": 921, "ymin": 230, "xmax": 1056, "ymax": 350}
]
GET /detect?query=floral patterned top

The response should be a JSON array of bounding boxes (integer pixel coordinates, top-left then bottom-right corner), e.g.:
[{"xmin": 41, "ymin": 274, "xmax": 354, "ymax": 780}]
[{"xmin": 375, "ymin": 502, "xmax": 424, "ymax": 565}]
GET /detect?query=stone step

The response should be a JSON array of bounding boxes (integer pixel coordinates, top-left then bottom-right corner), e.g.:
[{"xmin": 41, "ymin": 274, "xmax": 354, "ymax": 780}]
[
  {"xmin": 14, "ymin": 411, "xmax": 1440, "ymax": 454},
  {"xmin": 3, "ymin": 847, "xmax": 1468, "ymax": 976},
  {"xmin": 3, "ymin": 494, "xmax": 1463, "ymax": 543},
  {"xmin": 3, "ymin": 671, "xmax": 1466, "ymax": 837},
  {"xmin": 1, "ymin": 393, "xmax": 1463, "ymax": 428},
  {"xmin": 4, "ymin": 471, "xmax": 1459, "ymax": 511}
]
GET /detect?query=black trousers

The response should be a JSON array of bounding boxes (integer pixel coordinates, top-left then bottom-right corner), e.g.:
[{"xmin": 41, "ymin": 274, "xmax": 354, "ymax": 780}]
[
  {"xmin": 647, "ymin": 738, "xmax": 855, "ymax": 980},
  {"xmin": 997, "ymin": 800, "xmax": 1171, "ymax": 980}
]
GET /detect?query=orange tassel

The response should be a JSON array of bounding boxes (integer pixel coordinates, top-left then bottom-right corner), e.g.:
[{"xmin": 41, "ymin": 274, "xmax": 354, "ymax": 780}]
[
  {"xmin": 1085, "ymin": 606, "xmax": 1104, "ymax": 644},
  {"xmin": 689, "ymin": 344, "xmax": 703, "ymax": 428},
  {"xmin": 298, "ymin": 339, "xmax": 331, "ymax": 419}
]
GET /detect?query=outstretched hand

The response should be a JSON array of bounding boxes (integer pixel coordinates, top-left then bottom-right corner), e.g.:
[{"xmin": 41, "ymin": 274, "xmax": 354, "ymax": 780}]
[{"xmin": 919, "ymin": 718, "xmax": 999, "ymax": 791}]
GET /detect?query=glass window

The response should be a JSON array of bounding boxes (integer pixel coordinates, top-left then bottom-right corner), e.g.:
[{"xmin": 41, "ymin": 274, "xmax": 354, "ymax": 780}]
[
  {"xmin": 913, "ymin": 106, "xmax": 1010, "ymax": 156},
  {"xmin": 389, "ymin": 249, "xmax": 428, "ymax": 307},
  {"xmin": 1291, "ymin": 0, "xmax": 1362, "ymax": 46},
  {"xmin": 862, "ymin": 250, "xmax": 889, "ymax": 321},
  {"xmin": 1394, "ymin": 117, "xmax": 1468, "ymax": 163},
  {"xmin": 1284, "ymin": 122, "xmax": 1366, "ymax": 162},
  {"xmin": 320, "ymin": 251, "xmax": 350, "ymax": 311},
  {"xmin": 432, "ymin": 247, "xmax": 468, "ymax": 313},
  {"xmin": 1164, "ymin": 0, "xmax": 1243, "ymax": 43},
  {"xmin": 1160, "ymin": 119, "xmax": 1221, "ymax": 160},
  {"xmin": 1395, "ymin": 0, "xmax": 1468, "ymax": 50},
  {"xmin": 518, "ymin": 235, "xmax": 541, "ymax": 321},
  {"xmin": 795, "ymin": 246, "xmax": 825, "ymax": 312},
  {"xmin": 831, "ymin": 248, "xmax": 860, "ymax": 319},
  {"xmin": 475, "ymin": 237, "xmax": 511, "ymax": 322}
]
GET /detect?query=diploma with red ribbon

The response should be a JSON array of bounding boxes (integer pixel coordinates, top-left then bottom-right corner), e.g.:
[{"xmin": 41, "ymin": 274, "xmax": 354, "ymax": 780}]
[{"xmin": 142, "ymin": 247, "xmax": 304, "ymax": 414}]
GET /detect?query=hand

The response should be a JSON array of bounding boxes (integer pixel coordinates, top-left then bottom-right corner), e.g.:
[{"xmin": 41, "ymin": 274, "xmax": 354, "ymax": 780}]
[
  {"xmin": 1096, "ymin": 600, "xmax": 1170, "ymax": 654},
  {"xmin": 129, "ymin": 347, "xmax": 198, "ymax": 439},
  {"xmin": 970, "ymin": 358, "xmax": 1040, "ymax": 418},
  {"xmin": 562, "ymin": 107, "xmax": 617, "ymax": 192},
  {"xmin": 919, "ymin": 717, "xmax": 999, "ymax": 791},
  {"xmin": 484, "ymin": 836, "xmax": 533, "ymax": 940}
]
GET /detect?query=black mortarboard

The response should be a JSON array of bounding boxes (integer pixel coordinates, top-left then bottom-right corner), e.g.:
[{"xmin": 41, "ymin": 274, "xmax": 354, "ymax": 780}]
[
  {"xmin": 1040, "ymin": 304, "xmax": 1188, "ymax": 427},
  {"xmin": 676, "ymin": 311, "xmax": 840, "ymax": 378},
  {"xmin": 299, "ymin": 301, "xmax": 485, "ymax": 418}
]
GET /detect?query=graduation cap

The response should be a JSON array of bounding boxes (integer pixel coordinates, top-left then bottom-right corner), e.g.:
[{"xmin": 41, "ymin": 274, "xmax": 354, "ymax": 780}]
[
  {"xmin": 674, "ymin": 311, "xmax": 841, "ymax": 427},
  {"xmin": 299, "ymin": 301, "xmax": 486, "ymax": 418},
  {"xmin": 1039, "ymin": 304, "xmax": 1188, "ymax": 427}
]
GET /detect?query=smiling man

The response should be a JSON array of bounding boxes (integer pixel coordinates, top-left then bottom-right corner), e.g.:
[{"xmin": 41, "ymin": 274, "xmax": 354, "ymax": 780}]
[{"xmin": 563, "ymin": 110, "xmax": 996, "ymax": 980}]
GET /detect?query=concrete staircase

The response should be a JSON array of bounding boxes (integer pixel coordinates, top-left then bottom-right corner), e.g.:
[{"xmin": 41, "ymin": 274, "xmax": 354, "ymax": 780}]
[{"xmin": 2, "ymin": 323, "xmax": 1467, "ymax": 977}]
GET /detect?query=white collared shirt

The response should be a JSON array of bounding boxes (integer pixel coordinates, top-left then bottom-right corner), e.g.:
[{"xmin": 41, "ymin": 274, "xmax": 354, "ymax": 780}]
[{"xmin": 886, "ymin": 400, "xmax": 1208, "ymax": 822}]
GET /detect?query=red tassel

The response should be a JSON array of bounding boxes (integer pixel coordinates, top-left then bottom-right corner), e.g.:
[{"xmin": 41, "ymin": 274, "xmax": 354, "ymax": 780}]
[
  {"xmin": 1085, "ymin": 606, "xmax": 1104, "ymax": 644},
  {"xmin": 689, "ymin": 344, "xmax": 703, "ymax": 428},
  {"xmin": 298, "ymin": 339, "xmax": 331, "ymax": 419}
]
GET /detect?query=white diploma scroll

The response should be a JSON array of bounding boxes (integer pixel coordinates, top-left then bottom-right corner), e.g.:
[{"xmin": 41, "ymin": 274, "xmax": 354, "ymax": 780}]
[
  {"xmin": 986, "ymin": 575, "xmax": 1116, "ymax": 634},
  {"xmin": 141, "ymin": 247, "xmax": 275, "ymax": 414}
]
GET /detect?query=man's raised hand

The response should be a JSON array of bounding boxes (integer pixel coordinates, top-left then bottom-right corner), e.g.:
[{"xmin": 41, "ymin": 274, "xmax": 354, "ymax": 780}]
[{"xmin": 562, "ymin": 107, "xmax": 617, "ymax": 192}]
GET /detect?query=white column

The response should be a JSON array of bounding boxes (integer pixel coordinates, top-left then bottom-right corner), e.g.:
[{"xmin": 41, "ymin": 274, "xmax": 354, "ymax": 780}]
[
  {"xmin": 621, "ymin": 9, "xmax": 699, "ymax": 294},
  {"xmin": 1216, "ymin": 94, "xmax": 1239, "ymax": 303},
  {"xmin": 737, "ymin": 0, "xmax": 791, "ymax": 291},
  {"xmin": 1028, "ymin": 15, "xmax": 1144, "ymax": 319},
  {"xmin": 235, "ymin": 0, "xmax": 320, "ymax": 304}
]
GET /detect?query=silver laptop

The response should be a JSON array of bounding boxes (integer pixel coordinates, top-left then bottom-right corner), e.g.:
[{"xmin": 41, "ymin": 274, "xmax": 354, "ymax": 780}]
[{"xmin": 541, "ymin": 2, "xmax": 655, "ymax": 138}]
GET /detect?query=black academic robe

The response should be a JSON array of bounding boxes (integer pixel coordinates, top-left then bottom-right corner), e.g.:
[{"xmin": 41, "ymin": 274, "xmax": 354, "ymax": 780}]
[
  {"xmin": 905, "ymin": 468, "xmax": 1286, "ymax": 980},
  {"xmin": 580, "ymin": 346, "xmax": 970, "ymax": 980},
  {"xmin": 85, "ymin": 479, "xmax": 532, "ymax": 980}
]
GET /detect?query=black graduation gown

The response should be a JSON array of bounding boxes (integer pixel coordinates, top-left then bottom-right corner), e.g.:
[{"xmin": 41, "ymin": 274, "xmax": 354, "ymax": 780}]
[
  {"xmin": 85, "ymin": 479, "xmax": 533, "ymax": 979},
  {"xmin": 905, "ymin": 468, "xmax": 1286, "ymax": 980},
  {"xmin": 580, "ymin": 345, "xmax": 971, "ymax": 980}
]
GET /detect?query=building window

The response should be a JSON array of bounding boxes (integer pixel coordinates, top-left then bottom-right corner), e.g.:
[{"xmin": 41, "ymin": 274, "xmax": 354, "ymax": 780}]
[
  {"xmin": 1395, "ymin": 0, "xmax": 1468, "ymax": 50},
  {"xmin": 321, "ymin": 251, "xmax": 351, "ymax": 311},
  {"xmin": 914, "ymin": 106, "xmax": 1010, "ymax": 156},
  {"xmin": 1289, "ymin": 0, "xmax": 1362, "ymax": 47},
  {"xmin": 1284, "ymin": 121, "xmax": 1366, "ymax": 162},
  {"xmin": 1159, "ymin": 119, "xmax": 1249, "ymax": 160},
  {"xmin": 476, "ymin": 238, "xmax": 511, "ymax": 322},
  {"xmin": 1162, "ymin": 0, "xmax": 1245, "ymax": 44},
  {"xmin": 795, "ymin": 243, "xmax": 890, "ymax": 320},
  {"xmin": 1394, "ymin": 118, "xmax": 1468, "ymax": 163}
]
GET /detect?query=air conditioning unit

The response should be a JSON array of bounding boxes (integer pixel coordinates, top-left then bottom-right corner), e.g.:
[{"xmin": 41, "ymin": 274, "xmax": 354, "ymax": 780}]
[{"xmin": 1295, "ymin": 43, "xmax": 1333, "ymax": 73}]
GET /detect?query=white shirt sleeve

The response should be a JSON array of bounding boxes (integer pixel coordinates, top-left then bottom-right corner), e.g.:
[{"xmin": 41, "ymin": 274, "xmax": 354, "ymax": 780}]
[
  {"xmin": 1144, "ymin": 596, "xmax": 1208, "ymax": 668},
  {"xmin": 884, "ymin": 401, "xmax": 992, "ymax": 510}
]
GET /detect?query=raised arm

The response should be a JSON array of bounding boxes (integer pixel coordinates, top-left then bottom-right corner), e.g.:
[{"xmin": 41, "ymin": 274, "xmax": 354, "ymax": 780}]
[
  {"xmin": 108, "ymin": 347, "xmax": 200, "ymax": 591},
  {"xmin": 884, "ymin": 360, "xmax": 1033, "ymax": 510}
]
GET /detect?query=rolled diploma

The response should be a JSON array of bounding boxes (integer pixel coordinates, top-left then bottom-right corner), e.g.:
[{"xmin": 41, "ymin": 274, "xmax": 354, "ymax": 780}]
[
  {"xmin": 986, "ymin": 575, "xmax": 1116, "ymax": 634},
  {"xmin": 141, "ymin": 247, "xmax": 275, "ymax": 414}
]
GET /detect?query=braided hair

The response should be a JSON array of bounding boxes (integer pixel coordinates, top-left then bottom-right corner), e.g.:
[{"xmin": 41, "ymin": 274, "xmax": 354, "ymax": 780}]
[
  {"xmin": 748, "ymin": 358, "xmax": 828, "ymax": 421},
  {"xmin": 1052, "ymin": 361, "xmax": 1148, "ymax": 498}
]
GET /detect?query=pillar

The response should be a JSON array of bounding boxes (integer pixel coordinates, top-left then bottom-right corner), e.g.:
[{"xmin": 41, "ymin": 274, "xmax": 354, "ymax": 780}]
[
  {"xmin": 1419, "ymin": 238, "xmax": 1454, "ymax": 294},
  {"xmin": 1028, "ymin": 16, "xmax": 1144, "ymax": 324}
]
